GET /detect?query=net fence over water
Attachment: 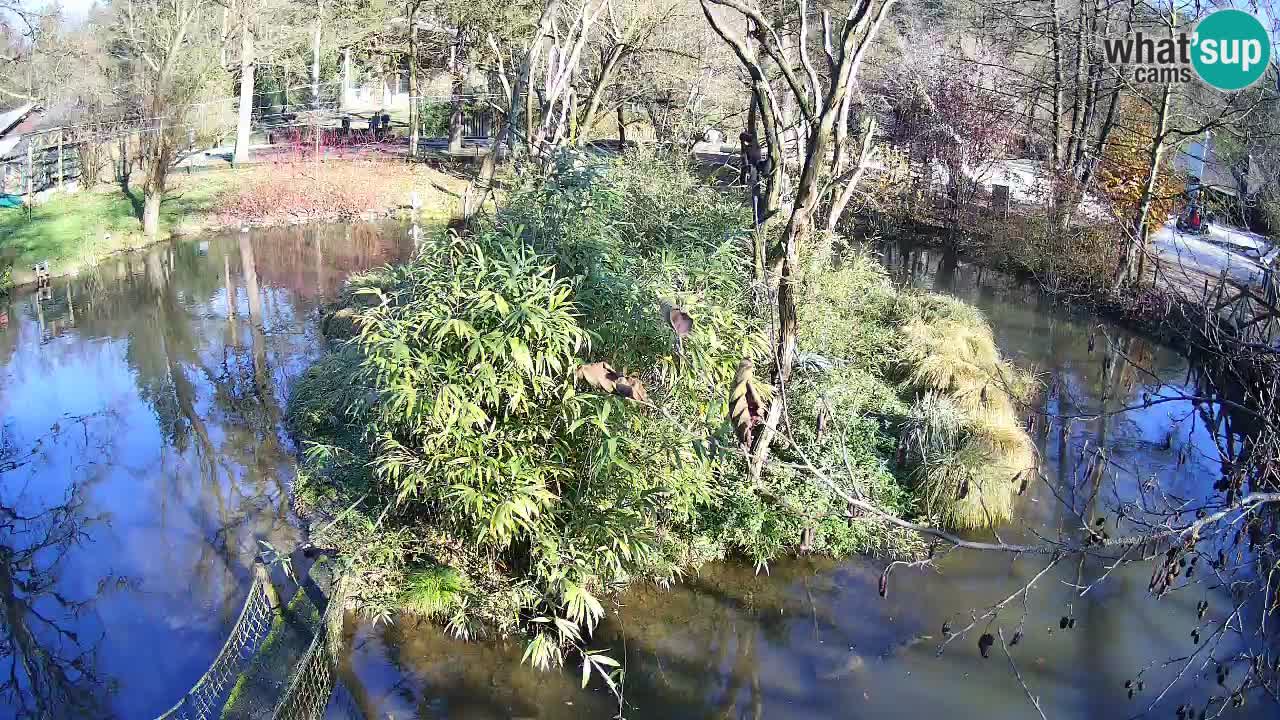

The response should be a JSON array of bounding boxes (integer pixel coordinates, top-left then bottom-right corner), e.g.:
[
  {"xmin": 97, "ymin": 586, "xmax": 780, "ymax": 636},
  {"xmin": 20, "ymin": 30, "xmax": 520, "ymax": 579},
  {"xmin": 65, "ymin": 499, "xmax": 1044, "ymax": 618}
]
[
  {"xmin": 269, "ymin": 574, "xmax": 350, "ymax": 720},
  {"xmin": 156, "ymin": 578, "xmax": 276, "ymax": 720}
]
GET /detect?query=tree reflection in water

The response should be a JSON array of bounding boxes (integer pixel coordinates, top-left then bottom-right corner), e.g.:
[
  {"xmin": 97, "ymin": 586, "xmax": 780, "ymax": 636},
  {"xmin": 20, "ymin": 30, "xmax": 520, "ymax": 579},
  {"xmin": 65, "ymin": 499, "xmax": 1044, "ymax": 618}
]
[
  {"xmin": 0, "ymin": 413, "xmax": 119, "ymax": 719},
  {"xmin": 0, "ymin": 221, "xmax": 417, "ymax": 717}
]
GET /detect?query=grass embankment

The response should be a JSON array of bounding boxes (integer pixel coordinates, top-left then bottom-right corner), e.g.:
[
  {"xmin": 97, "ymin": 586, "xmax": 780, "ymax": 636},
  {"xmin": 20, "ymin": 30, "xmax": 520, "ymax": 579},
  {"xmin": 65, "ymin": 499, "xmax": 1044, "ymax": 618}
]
[
  {"xmin": 0, "ymin": 160, "xmax": 468, "ymax": 287},
  {"xmin": 0, "ymin": 173, "xmax": 232, "ymax": 285},
  {"xmin": 286, "ymin": 151, "xmax": 1036, "ymax": 667}
]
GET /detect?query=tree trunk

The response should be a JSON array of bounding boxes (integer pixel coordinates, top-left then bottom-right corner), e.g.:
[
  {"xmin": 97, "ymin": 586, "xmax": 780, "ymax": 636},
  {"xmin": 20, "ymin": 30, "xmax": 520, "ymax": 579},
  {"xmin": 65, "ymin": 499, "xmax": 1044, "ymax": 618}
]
[
  {"xmin": 744, "ymin": 0, "xmax": 895, "ymax": 481},
  {"xmin": 448, "ymin": 43, "xmax": 464, "ymax": 154},
  {"xmin": 1064, "ymin": 2, "xmax": 1086, "ymax": 171},
  {"xmin": 234, "ymin": 18, "xmax": 255, "ymax": 166},
  {"xmin": 141, "ymin": 112, "xmax": 170, "ymax": 240},
  {"xmin": 750, "ymin": 87, "xmax": 844, "ymax": 479},
  {"xmin": 1048, "ymin": 0, "xmax": 1064, "ymax": 192},
  {"xmin": 577, "ymin": 44, "xmax": 623, "ymax": 145},
  {"xmin": 826, "ymin": 119, "xmax": 877, "ymax": 233},
  {"xmin": 1082, "ymin": 0, "xmax": 1138, "ymax": 191},
  {"xmin": 463, "ymin": 116, "xmax": 505, "ymax": 222},
  {"xmin": 408, "ymin": 2, "xmax": 419, "ymax": 158},
  {"xmin": 1115, "ymin": 81, "xmax": 1171, "ymax": 290},
  {"xmin": 516, "ymin": 0, "xmax": 560, "ymax": 156},
  {"xmin": 312, "ymin": 16, "xmax": 322, "ymax": 110},
  {"xmin": 143, "ymin": 186, "xmax": 162, "ymax": 238},
  {"xmin": 341, "ymin": 48, "xmax": 351, "ymax": 108},
  {"xmin": 616, "ymin": 104, "xmax": 626, "ymax": 147}
]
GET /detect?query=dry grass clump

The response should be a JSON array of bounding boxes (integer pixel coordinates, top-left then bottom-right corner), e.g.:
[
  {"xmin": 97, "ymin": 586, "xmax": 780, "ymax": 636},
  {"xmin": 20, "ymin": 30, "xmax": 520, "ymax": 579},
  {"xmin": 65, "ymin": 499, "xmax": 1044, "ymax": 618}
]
[
  {"xmin": 895, "ymin": 299, "xmax": 1037, "ymax": 529},
  {"xmin": 214, "ymin": 160, "xmax": 464, "ymax": 226},
  {"xmin": 900, "ymin": 393, "xmax": 1035, "ymax": 529},
  {"xmin": 797, "ymin": 243, "xmax": 1038, "ymax": 530}
]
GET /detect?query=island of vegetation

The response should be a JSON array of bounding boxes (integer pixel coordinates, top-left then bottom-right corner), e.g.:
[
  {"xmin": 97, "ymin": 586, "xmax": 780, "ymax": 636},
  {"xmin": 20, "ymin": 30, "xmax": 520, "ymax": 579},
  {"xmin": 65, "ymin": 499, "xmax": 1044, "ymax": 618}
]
[{"xmin": 287, "ymin": 153, "xmax": 1036, "ymax": 668}]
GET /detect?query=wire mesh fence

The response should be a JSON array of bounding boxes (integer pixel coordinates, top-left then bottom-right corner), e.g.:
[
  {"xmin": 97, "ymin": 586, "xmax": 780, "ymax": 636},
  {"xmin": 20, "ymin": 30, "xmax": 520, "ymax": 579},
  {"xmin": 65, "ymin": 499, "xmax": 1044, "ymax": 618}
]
[
  {"xmin": 269, "ymin": 573, "xmax": 350, "ymax": 720},
  {"xmin": 155, "ymin": 577, "xmax": 277, "ymax": 720}
]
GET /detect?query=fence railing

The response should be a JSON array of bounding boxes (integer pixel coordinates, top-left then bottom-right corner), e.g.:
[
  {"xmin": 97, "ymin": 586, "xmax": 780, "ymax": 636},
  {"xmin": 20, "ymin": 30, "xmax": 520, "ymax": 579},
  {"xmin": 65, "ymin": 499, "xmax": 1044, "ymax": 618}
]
[
  {"xmin": 154, "ymin": 562, "xmax": 280, "ymax": 720},
  {"xmin": 1, "ymin": 143, "xmax": 82, "ymax": 198},
  {"xmin": 1198, "ymin": 265, "xmax": 1280, "ymax": 345},
  {"xmin": 268, "ymin": 572, "xmax": 350, "ymax": 720}
]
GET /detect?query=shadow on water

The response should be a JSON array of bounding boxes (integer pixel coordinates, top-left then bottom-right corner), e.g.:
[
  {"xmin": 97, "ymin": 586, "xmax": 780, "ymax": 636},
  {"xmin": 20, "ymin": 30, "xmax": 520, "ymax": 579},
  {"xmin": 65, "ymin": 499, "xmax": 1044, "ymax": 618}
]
[
  {"xmin": 332, "ymin": 237, "xmax": 1276, "ymax": 719},
  {"xmin": 0, "ymin": 220, "xmax": 414, "ymax": 719}
]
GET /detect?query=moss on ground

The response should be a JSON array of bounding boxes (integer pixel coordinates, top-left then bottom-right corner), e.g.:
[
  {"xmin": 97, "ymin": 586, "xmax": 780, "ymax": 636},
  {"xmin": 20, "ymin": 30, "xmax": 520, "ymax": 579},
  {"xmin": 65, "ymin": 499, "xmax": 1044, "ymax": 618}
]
[{"xmin": 220, "ymin": 588, "xmax": 323, "ymax": 720}]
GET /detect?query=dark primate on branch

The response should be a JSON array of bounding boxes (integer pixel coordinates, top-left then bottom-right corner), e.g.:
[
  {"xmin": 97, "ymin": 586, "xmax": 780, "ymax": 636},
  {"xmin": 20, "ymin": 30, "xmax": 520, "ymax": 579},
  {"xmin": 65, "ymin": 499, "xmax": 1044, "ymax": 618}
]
[
  {"xmin": 739, "ymin": 131, "xmax": 771, "ymax": 226},
  {"xmin": 738, "ymin": 131, "xmax": 768, "ymax": 187}
]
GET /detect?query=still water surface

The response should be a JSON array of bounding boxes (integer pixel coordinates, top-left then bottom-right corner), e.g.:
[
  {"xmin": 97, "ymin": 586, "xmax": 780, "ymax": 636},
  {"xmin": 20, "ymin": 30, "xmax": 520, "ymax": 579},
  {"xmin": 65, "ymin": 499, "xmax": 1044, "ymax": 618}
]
[
  {"xmin": 0, "ymin": 229, "xmax": 1267, "ymax": 719},
  {"xmin": 0, "ymin": 222, "xmax": 411, "ymax": 718}
]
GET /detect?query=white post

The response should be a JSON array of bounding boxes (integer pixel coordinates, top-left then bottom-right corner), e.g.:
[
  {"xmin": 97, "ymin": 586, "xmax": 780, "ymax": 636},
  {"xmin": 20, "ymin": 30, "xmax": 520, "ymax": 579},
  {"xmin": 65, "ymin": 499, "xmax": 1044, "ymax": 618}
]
[
  {"xmin": 341, "ymin": 48, "xmax": 351, "ymax": 109},
  {"xmin": 234, "ymin": 18, "xmax": 255, "ymax": 166},
  {"xmin": 311, "ymin": 7, "xmax": 322, "ymax": 110}
]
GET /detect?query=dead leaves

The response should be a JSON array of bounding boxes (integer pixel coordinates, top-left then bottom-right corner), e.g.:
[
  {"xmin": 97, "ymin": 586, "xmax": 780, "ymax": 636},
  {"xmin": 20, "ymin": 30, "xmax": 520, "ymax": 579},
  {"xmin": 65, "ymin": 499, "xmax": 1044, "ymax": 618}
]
[
  {"xmin": 729, "ymin": 359, "xmax": 767, "ymax": 448},
  {"xmin": 575, "ymin": 362, "xmax": 616, "ymax": 393},
  {"xmin": 575, "ymin": 361, "xmax": 648, "ymax": 404},
  {"xmin": 663, "ymin": 303, "xmax": 694, "ymax": 338}
]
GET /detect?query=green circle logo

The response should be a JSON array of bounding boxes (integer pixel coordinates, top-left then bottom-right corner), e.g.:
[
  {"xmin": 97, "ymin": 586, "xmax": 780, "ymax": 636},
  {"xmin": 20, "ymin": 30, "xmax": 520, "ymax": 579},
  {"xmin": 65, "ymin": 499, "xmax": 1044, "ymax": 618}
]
[{"xmin": 1192, "ymin": 9, "xmax": 1272, "ymax": 91}]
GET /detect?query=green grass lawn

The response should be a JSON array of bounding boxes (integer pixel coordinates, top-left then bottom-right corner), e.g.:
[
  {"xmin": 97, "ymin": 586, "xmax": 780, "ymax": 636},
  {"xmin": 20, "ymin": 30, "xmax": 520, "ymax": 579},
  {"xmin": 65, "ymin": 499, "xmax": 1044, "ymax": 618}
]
[
  {"xmin": 0, "ymin": 159, "xmax": 467, "ymax": 289},
  {"xmin": 0, "ymin": 171, "xmax": 240, "ymax": 284}
]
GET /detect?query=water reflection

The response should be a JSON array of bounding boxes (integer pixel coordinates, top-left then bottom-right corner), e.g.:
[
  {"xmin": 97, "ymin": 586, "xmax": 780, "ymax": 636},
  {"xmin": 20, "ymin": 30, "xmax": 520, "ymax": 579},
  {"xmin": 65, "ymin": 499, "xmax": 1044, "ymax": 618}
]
[
  {"xmin": 0, "ymin": 422, "xmax": 112, "ymax": 719},
  {"xmin": 335, "ymin": 238, "xmax": 1273, "ymax": 719},
  {"xmin": 0, "ymin": 222, "xmax": 412, "ymax": 718}
]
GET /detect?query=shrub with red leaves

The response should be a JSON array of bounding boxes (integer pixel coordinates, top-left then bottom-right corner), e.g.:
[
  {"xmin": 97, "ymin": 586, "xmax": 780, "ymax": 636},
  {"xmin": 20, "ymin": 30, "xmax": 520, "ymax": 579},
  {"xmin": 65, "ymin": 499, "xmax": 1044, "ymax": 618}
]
[{"xmin": 215, "ymin": 160, "xmax": 405, "ymax": 225}]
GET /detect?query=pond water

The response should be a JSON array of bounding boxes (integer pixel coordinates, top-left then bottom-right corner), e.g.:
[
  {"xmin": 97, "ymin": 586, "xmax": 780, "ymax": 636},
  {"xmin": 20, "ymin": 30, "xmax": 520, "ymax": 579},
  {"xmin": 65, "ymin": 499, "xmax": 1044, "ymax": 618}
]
[
  {"xmin": 0, "ymin": 228, "xmax": 1269, "ymax": 719},
  {"xmin": 333, "ymin": 241, "xmax": 1271, "ymax": 720},
  {"xmin": 0, "ymin": 222, "xmax": 412, "ymax": 719}
]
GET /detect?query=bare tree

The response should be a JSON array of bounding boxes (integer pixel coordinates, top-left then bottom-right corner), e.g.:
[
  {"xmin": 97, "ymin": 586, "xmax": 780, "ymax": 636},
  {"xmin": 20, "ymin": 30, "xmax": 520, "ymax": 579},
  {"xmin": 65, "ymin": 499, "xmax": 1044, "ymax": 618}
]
[
  {"xmin": 112, "ymin": 0, "xmax": 228, "ymax": 237},
  {"xmin": 701, "ymin": 0, "xmax": 895, "ymax": 478}
]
